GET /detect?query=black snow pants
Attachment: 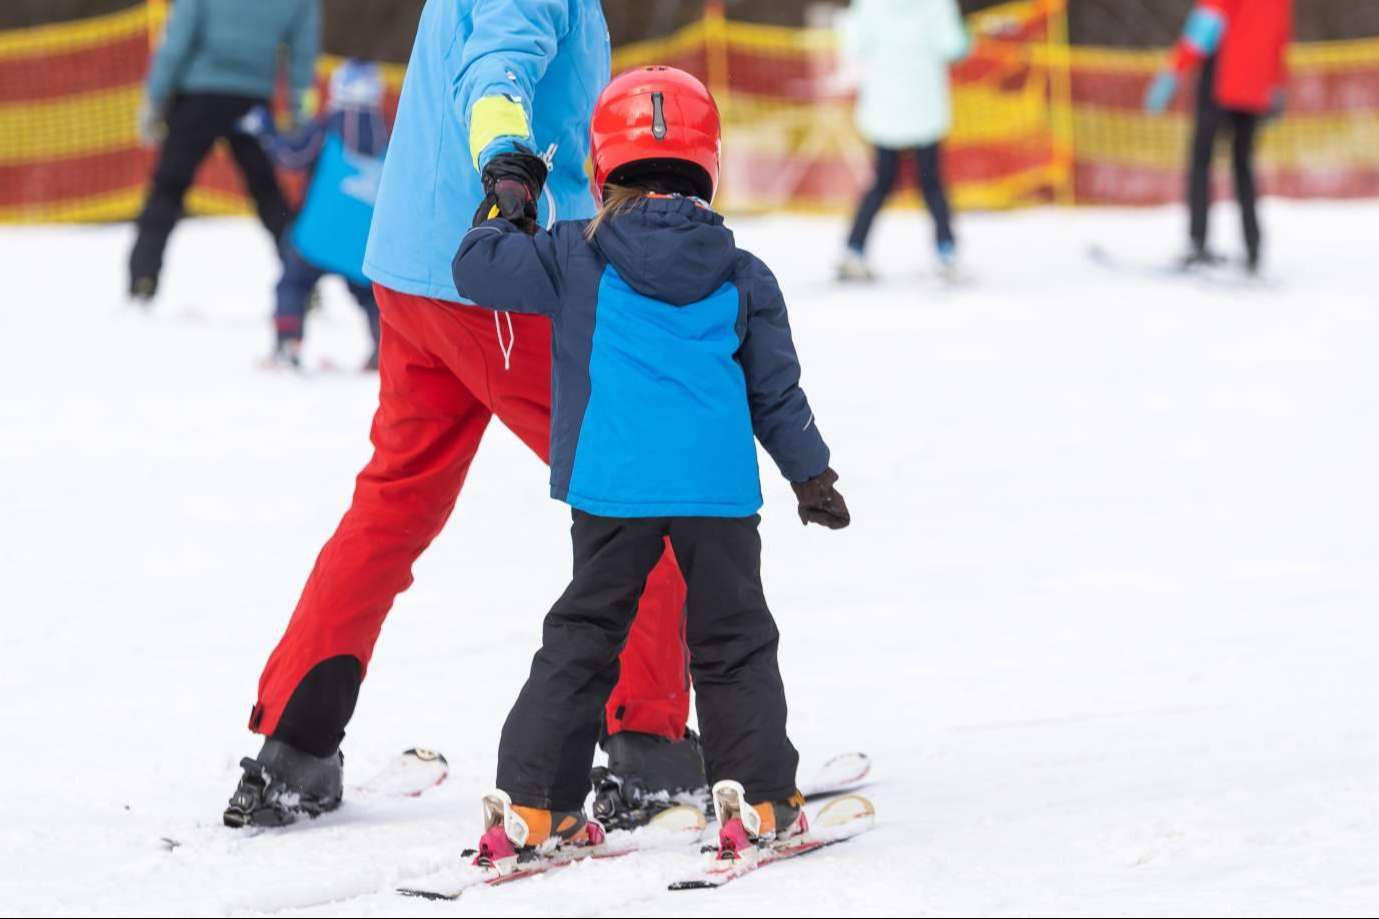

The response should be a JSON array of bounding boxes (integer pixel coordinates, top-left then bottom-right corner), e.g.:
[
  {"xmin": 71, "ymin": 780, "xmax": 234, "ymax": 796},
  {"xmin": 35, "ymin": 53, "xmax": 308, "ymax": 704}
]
[
  {"xmin": 129, "ymin": 92, "xmax": 291, "ymax": 291},
  {"xmin": 497, "ymin": 511, "xmax": 799, "ymax": 812},
  {"xmin": 1188, "ymin": 56, "xmax": 1261, "ymax": 264},
  {"xmin": 846, "ymin": 142, "xmax": 956, "ymax": 253}
]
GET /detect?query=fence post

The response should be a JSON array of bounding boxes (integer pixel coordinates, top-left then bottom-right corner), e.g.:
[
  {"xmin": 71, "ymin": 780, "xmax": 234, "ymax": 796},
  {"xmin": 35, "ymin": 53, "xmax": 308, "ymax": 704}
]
[
  {"xmin": 1045, "ymin": 0, "xmax": 1075, "ymax": 205},
  {"xmin": 703, "ymin": 0, "xmax": 733, "ymax": 207}
]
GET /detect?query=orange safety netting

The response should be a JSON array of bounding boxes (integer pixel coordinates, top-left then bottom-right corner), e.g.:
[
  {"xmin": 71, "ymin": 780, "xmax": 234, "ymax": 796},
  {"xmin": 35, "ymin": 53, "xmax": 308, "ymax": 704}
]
[
  {"xmin": 0, "ymin": 3, "xmax": 405, "ymax": 223},
  {"xmin": 3, "ymin": 0, "xmax": 1378, "ymax": 223}
]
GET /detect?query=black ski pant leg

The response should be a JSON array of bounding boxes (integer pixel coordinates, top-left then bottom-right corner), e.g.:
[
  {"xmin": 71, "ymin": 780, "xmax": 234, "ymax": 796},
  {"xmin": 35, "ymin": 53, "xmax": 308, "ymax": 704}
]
[
  {"xmin": 1188, "ymin": 57, "xmax": 1224, "ymax": 253},
  {"xmin": 1229, "ymin": 110, "xmax": 1261, "ymax": 264},
  {"xmin": 129, "ymin": 94, "xmax": 222, "ymax": 288},
  {"xmin": 227, "ymin": 124, "xmax": 291, "ymax": 244},
  {"xmin": 669, "ymin": 516, "xmax": 798, "ymax": 805},
  {"xmin": 497, "ymin": 512, "xmax": 668, "ymax": 811},
  {"xmin": 845, "ymin": 145, "xmax": 901, "ymax": 253},
  {"xmin": 915, "ymin": 142, "xmax": 956, "ymax": 249},
  {"xmin": 271, "ymin": 655, "xmax": 362, "ymax": 757}
]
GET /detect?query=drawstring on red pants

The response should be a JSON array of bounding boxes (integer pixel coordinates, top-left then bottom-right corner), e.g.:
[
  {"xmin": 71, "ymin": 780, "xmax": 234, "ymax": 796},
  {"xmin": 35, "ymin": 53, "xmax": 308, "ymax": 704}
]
[{"xmin": 493, "ymin": 310, "xmax": 515, "ymax": 371}]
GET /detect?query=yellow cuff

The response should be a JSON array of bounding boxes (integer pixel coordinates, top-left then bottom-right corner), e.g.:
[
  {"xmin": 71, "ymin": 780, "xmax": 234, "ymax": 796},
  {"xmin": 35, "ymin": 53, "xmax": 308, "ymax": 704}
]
[
  {"xmin": 469, "ymin": 95, "xmax": 530, "ymax": 169},
  {"xmin": 297, "ymin": 86, "xmax": 320, "ymax": 120}
]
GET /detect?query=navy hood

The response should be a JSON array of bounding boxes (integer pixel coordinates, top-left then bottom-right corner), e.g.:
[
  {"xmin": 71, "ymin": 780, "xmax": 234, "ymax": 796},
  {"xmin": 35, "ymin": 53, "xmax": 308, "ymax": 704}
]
[{"xmin": 590, "ymin": 196, "xmax": 737, "ymax": 306}]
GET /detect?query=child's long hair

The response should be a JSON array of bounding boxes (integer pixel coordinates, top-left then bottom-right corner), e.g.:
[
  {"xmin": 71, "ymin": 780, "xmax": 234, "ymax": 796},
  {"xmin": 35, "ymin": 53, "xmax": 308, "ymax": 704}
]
[{"xmin": 584, "ymin": 184, "xmax": 646, "ymax": 239}]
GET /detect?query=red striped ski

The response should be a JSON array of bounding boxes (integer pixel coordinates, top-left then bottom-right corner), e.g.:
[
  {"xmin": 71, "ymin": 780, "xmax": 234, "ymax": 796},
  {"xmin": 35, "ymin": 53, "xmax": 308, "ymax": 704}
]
[
  {"xmin": 397, "ymin": 803, "xmax": 707, "ymax": 900},
  {"xmin": 668, "ymin": 794, "xmax": 875, "ymax": 891}
]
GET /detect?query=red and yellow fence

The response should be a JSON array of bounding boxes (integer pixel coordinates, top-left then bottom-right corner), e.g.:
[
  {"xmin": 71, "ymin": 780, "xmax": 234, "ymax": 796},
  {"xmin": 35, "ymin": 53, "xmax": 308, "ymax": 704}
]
[
  {"xmin": 3, "ymin": 0, "xmax": 1378, "ymax": 223},
  {"xmin": 0, "ymin": 4, "xmax": 405, "ymax": 223},
  {"xmin": 1065, "ymin": 38, "xmax": 1379, "ymax": 202}
]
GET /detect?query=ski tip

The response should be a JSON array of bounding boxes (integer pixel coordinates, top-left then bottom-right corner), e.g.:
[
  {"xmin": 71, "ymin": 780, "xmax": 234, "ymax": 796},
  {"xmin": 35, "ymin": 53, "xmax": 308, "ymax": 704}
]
[
  {"xmin": 816, "ymin": 793, "xmax": 875, "ymax": 817},
  {"xmin": 668, "ymin": 879, "xmax": 720, "ymax": 891},
  {"xmin": 822, "ymin": 751, "xmax": 870, "ymax": 771},
  {"xmin": 397, "ymin": 887, "xmax": 458, "ymax": 901},
  {"xmin": 646, "ymin": 803, "xmax": 709, "ymax": 834},
  {"xmin": 402, "ymin": 747, "xmax": 448, "ymax": 766}
]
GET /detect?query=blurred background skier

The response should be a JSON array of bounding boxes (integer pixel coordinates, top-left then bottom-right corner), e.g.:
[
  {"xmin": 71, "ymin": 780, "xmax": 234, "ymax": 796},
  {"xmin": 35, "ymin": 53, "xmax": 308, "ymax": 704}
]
[
  {"xmin": 128, "ymin": 0, "xmax": 320, "ymax": 305},
  {"xmin": 1145, "ymin": 0, "xmax": 1294, "ymax": 274},
  {"xmin": 239, "ymin": 59, "xmax": 389, "ymax": 372},
  {"xmin": 836, "ymin": 0, "xmax": 969, "ymax": 283},
  {"xmin": 224, "ymin": 0, "xmax": 707, "ymax": 830}
]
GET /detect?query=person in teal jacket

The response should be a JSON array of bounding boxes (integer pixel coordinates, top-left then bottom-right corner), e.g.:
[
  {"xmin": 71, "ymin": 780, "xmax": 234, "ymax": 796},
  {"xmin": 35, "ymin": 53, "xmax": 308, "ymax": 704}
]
[{"xmin": 128, "ymin": 0, "xmax": 320, "ymax": 304}]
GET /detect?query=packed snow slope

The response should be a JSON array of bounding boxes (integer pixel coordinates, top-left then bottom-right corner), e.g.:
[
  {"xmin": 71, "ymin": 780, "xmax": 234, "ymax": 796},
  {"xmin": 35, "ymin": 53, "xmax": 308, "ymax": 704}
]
[{"xmin": 1, "ymin": 201, "xmax": 1377, "ymax": 917}]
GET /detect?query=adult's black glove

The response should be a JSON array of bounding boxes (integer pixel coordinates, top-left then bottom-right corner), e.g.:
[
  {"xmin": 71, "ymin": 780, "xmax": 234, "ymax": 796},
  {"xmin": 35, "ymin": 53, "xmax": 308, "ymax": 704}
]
[
  {"xmin": 471, "ymin": 147, "xmax": 548, "ymax": 234},
  {"xmin": 791, "ymin": 467, "xmax": 850, "ymax": 530}
]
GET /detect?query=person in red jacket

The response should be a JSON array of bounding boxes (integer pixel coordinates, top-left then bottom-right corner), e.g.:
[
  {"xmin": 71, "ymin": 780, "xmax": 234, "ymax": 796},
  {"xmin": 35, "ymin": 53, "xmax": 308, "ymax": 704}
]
[{"xmin": 1145, "ymin": 0, "xmax": 1293, "ymax": 273}]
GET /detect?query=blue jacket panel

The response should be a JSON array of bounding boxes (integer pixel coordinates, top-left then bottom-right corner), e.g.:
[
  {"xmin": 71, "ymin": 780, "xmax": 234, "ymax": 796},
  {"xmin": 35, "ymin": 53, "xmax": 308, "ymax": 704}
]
[
  {"xmin": 364, "ymin": 0, "xmax": 610, "ymax": 302},
  {"xmin": 451, "ymin": 196, "xmax": 830, "ymax": 518},
  {"xmin": 145, "ymin": 0, "xmax": 319, "ymax": 104},
  {"xmin": 262, "ymin": 109, "xmax": 389, "ymax": 285}
]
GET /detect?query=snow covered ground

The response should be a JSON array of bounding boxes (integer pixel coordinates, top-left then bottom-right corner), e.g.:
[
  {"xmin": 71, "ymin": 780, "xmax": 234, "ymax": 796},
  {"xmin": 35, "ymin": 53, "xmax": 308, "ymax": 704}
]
[{"xmin": 1, "ymin": 200, "xmax": 1377, "ymax": 916}]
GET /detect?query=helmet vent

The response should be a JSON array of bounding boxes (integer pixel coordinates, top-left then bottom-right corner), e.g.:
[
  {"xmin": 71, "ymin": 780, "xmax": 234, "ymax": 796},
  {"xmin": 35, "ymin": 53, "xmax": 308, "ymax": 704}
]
[{"xmin": 651, "ymin": 92, "xmax": 667, "ymax": 140}]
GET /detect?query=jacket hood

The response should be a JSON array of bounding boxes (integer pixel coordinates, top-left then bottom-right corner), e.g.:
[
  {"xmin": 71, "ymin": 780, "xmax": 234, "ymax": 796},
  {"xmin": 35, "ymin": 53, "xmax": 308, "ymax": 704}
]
[{"xmin": 590, "ymin": 196, "xmax": 737, "ymax": 306}]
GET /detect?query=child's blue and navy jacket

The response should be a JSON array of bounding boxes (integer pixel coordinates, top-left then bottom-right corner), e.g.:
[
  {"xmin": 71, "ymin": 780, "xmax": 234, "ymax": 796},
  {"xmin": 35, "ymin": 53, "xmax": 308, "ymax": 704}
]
[{"xmin": 452, "ymin": 195, "xmax": 830, "ymax": 519}]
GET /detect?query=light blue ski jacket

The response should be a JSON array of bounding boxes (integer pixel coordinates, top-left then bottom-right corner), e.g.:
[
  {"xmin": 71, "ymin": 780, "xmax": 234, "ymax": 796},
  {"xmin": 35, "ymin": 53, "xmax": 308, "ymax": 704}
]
[{"xmin": 363, "ymin": 0, "xmax": 611, "ymax": 302}]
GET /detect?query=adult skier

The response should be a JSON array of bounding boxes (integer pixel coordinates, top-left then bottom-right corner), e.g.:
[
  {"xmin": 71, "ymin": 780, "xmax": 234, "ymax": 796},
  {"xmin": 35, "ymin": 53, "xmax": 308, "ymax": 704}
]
[
  {"xmin": 1145, "ymin": 0, "xmax": 1293, "ymax": 273},
  {"xmin": 836, "ymin": 0, "xmax": 970, "ymax": 282},
  {"xmin": 224, "ymin": 0, "xmax": 704, "ymax": 828},
  {"xmin": 129, "ymin": 0, "xmax": 319, "ymax": 304}
]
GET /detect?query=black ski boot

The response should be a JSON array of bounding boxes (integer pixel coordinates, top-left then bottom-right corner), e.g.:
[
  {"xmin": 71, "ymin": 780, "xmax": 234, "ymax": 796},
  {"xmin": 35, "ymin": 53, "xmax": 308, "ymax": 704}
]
[
  {"xmin": 224, "ymin": 738, "xmax": 344, "ymax": 828},
  {"xmin": 590, "ymin": 729, "xmax": 708, "ymax": 831}
]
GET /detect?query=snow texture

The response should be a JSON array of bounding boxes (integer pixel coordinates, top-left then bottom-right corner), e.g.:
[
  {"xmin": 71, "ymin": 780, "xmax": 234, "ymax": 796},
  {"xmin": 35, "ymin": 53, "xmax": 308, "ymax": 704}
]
[{"xmin": 1, "ymin": 200, "xmax": 1376, "ymax": 916}]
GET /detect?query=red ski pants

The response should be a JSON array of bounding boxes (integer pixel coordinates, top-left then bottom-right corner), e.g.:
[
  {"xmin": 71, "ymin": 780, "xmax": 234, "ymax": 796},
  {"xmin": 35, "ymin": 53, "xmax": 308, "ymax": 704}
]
[{"xmin": 251, "ymin": 285, "xmax": 691, "ymax": 742}]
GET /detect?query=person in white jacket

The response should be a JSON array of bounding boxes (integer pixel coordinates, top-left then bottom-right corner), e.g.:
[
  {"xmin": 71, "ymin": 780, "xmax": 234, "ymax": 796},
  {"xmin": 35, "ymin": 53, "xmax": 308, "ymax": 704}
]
[{"xmin": 837, "ymin": 0, "xmax": 970, "ymax": 281}]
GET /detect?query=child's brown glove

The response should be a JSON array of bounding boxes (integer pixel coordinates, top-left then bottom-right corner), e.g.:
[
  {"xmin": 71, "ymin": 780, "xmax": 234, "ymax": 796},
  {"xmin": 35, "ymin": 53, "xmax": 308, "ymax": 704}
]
[{"xmin": 791, "ymin": 468, "xmax": 850, "ymax": 529}]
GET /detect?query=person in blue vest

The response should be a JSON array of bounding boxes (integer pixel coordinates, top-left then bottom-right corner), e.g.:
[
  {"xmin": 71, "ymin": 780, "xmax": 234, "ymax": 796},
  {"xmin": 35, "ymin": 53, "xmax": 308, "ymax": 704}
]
[{"xmin": 239, "ymin": 60, "xmax": 390, "ymax": 371}]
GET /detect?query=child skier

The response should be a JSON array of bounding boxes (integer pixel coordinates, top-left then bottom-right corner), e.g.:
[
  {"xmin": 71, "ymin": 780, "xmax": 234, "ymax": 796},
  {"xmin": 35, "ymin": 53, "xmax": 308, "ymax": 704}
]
[
  {"xmin": 1145, "ymin": 0, "xmax": 1293, "ymax": 273},
  {"xmin": 240, "ymin": 59, "xmax": 389, "ymax": 370},
  {"xmin": 450, "ymin": 66, "xmax": 851, "ymax": 870}
]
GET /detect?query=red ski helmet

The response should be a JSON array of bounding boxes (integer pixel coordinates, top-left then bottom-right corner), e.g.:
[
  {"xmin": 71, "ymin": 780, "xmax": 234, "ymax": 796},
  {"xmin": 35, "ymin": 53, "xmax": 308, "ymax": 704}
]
[{"xmin": 590, "ymin": 66, "xmax": 721, "ymax": 203}]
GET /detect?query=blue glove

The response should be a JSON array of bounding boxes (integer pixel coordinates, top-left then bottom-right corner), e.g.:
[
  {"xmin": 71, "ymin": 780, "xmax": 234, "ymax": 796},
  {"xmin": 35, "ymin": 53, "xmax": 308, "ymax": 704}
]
[
  {"xmin": 236, "ymin": 105, "xmax": 273, "ymax": 137},
  {"xmin": 1144, "ymin": 71, "xmax": 1178, "ymax": 114}
]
